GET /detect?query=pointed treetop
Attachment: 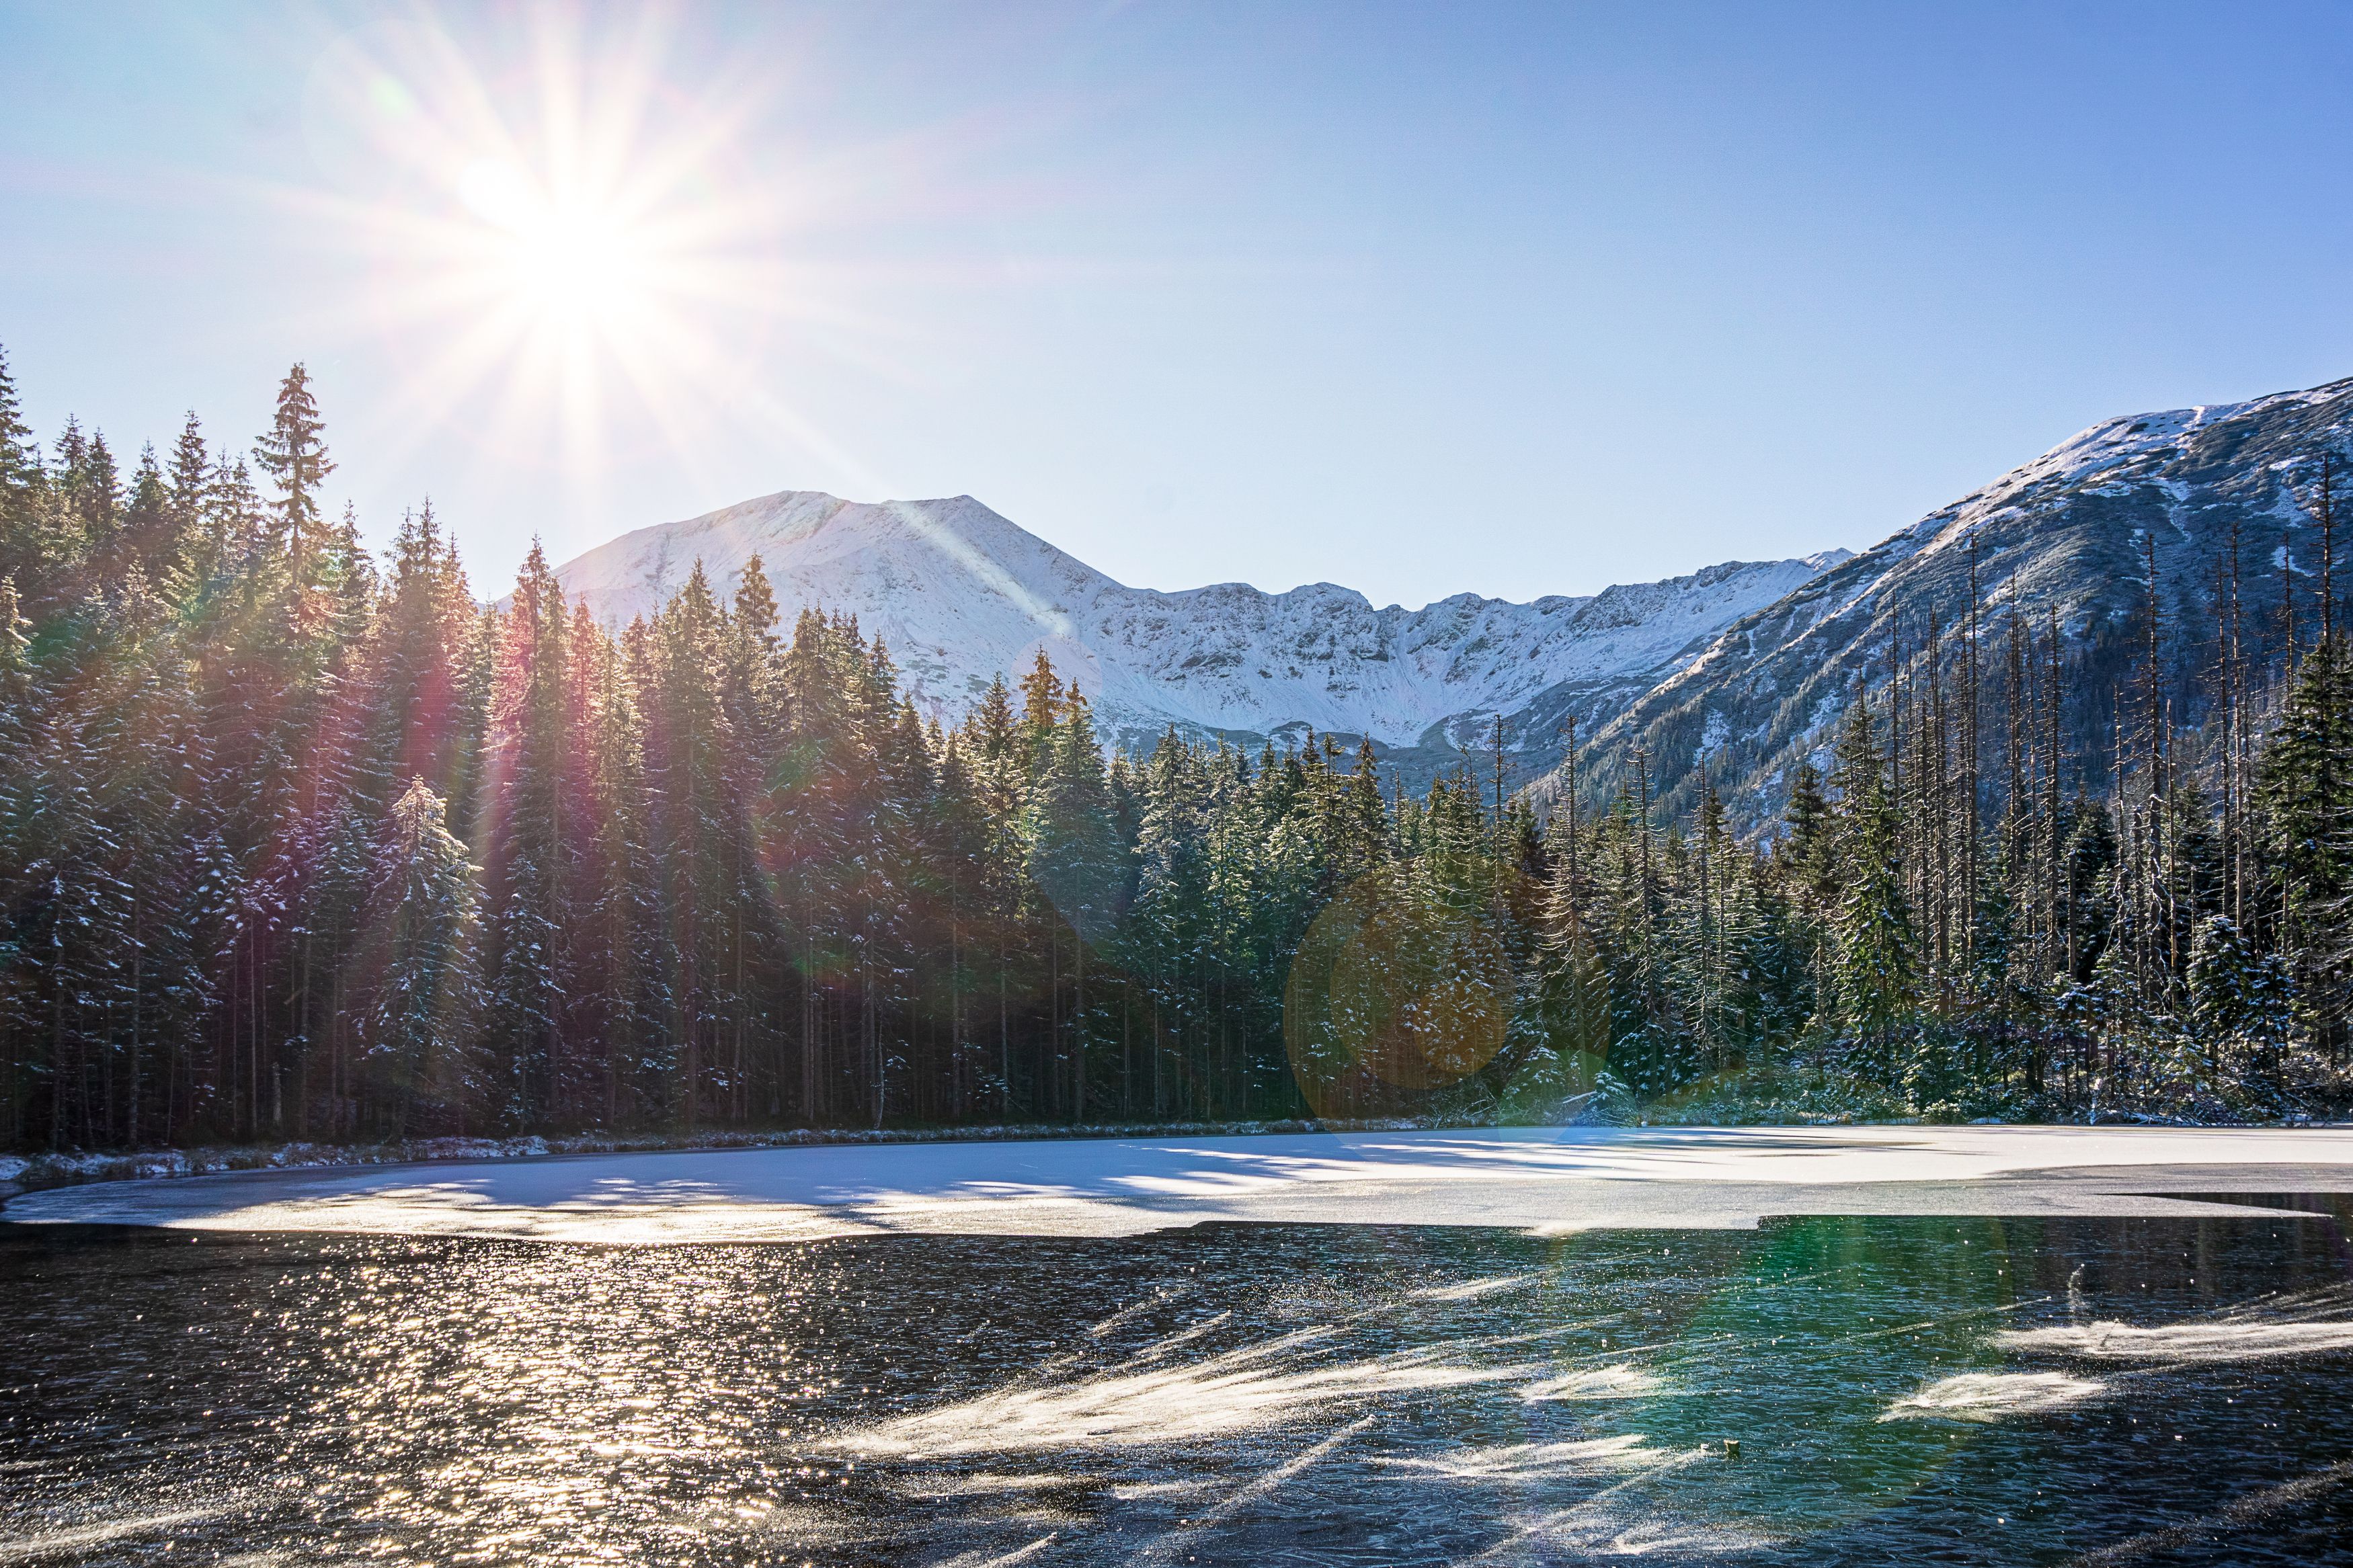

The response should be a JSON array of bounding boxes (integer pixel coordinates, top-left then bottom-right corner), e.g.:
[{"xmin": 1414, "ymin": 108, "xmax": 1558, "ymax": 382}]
[
  {"xmin": 1020, "ymin": 647, "xmax": 1062, "ymax": 737},
  {"xmin": 168, "ymin": 412, "xmax": 208, "ymax": 516},
  {"xmin": 734, "ymin": 554, "xmax": 780, "ymax": 647},
  {"xmin": 514, "ymin": 538, "xmax": 563, "ymax": 625},
  {"xmin": 253, "ymin": 363, "xmax": 334, "ymax": 576},
  {"xmin": 668, "ymin": 557, "xmax": 721, "ymax": 634},
  {"xmin": 0, "ymin": 347, "xmax": 42, "ymax": 500},
  {"xmin": 970, "ymin": 671, "xmax": 1017, "ymax": 760}
]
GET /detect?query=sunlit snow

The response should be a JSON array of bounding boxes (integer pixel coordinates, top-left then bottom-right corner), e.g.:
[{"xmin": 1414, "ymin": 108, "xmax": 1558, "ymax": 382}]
[{"xmin": 11, "ymin": 1124, "xmax": 2353, "ymax": 1243}]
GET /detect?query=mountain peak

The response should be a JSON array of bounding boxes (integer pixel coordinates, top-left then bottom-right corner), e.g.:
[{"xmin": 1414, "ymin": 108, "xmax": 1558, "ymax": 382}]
[
  {"xmin": 1536, "ymin": 374, "xmax": 2353, "ymax": 829},
  {"xmin": 547, "ymin": 491, "xmax": 1844, "ymax": 782}
]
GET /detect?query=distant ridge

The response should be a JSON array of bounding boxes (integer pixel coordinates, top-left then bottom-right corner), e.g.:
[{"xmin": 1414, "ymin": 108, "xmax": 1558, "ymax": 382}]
[
  {"xmin": 549, "ymin": 489, "xmax": 1846, "ymax": 787},
  {"xmin": 1537, "ymin": 377, "xmax": 2353, "ymax": 827}
]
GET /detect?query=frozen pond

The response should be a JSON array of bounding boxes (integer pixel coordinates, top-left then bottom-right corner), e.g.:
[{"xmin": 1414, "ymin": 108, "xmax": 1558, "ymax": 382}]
[
  {"xmin": 7, "ymin": 1197, "xmax": 2353, "ymax": 1563},
  {"xmin": 15, "ymin": 1125, "xmax": 2353, "ymax": 1239}
]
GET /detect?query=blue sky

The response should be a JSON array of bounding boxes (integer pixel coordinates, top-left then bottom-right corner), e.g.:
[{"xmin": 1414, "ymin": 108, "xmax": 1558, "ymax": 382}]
[{"xmin": 5, "ymin": 2, "xmax": 2353, "ymax": 608}]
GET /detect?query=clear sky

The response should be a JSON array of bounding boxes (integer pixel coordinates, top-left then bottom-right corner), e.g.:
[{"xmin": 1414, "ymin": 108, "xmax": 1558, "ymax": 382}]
[{"xmin": 6, "ymin": 2, "xmax": 2353, "ymax": 609}]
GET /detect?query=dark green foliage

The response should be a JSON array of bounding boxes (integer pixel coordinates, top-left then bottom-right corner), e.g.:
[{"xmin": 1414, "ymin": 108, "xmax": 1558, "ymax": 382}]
[
  {"xmin": 250, "ymin": 363, "xmax": 333, "ymax": 601},
  {"xmin": 3, "ymin": 347, "xmax": 2352, "ymax": 1149}
]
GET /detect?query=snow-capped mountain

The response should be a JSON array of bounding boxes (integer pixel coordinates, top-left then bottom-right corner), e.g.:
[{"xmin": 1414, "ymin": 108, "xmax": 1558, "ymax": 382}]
[
  {"xmin": 548, "ymin": 489, "xmax": 1849, "ymax": 780},
  {"xmin": 1543, "ymin": 376, "xmax": 2353, "ymax": 829}
]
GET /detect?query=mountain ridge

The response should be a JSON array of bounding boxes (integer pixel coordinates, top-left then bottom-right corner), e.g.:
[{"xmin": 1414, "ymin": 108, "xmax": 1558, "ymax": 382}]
[
  {"xmin": 548, "ymin": 374, "xmax": 2353, "ymax": 813},
  {"xmin": 548, "ymin": 487, "xmax": 1849, "ymax": 782},
  {"xmin": 1539, "ymin": 377, "xmax": 2353, "ymax": 829}
]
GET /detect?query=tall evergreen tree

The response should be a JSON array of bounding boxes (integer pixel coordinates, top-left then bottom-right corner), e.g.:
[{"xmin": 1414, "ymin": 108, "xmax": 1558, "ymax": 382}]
[
  {"xmin": 1830, "ymin": 698, "xmax": 1919, "ymax": 1062},
  {"xmin": 356, "ymin": 778, "xmax": 484, "ymax": 1135},
  {"xmin": 2260, "ymin": 634, "xmax": 2353, "ymax": 1053},
  {"xmin": 251, "ymin": 363, "xmax": 334, "ymax": 602}
]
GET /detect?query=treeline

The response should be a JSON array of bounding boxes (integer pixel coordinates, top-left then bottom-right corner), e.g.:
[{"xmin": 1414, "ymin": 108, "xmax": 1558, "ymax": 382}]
[
  {"xmin": 1, "ymin": 355, "xmax": 2348, "ymax": 1150},
  {"xmin": 1537, "ymin": 489, "xmax": 2353, "ymax": 1122}
]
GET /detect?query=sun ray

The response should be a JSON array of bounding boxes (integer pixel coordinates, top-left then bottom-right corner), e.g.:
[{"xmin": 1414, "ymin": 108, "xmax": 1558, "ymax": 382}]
[{"xmin": 247, "ymin": 7, "xmax": 934, "ymax": 520}]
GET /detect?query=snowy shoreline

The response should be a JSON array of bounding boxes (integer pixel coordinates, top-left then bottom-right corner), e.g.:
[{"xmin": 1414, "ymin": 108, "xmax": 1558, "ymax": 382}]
[
  {"xmin": 0, "ymin": 1115, "xmax": 1516, "ymax": 1202},
  {"xmin": 11, "ymin": 1123, "xmax": 2353, "ymax": 1244},
  {"xmin": 9, "ymin": 1104, "xmax": 2328, "ymax": 1205}
]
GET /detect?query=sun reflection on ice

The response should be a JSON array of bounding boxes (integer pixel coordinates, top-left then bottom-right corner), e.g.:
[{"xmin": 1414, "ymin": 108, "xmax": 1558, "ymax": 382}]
[
  {"xmin": 1880, "ymin": 1370, "xmax": 2108, "ymax": 1423},
  {"xmin": 833, "ymin": 1323, "xmax": 1531, "ymax": 1457}
]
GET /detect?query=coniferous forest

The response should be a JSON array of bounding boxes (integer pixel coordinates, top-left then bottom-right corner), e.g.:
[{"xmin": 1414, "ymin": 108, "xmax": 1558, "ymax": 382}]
[{"xmin": 4, "ymin": 352, "xmax": 2352, "ymax": 1153}]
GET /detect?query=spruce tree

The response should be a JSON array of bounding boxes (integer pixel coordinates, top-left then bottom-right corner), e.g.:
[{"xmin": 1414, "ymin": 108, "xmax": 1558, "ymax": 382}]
[
  {"xmin": 1831, "ymin": 698, "xmax": 1919, "ymax": 1066},
  {"xmin": 251, "ymin": 364, "xmax": 333, "ymax": 601},
  {"xmin": 480, "ymin": 544, "xmax": 574, "ymax": 1125},
  {"xmin": 356, "ymin": 778, "xmax": 483, "ymax": 1135},
  {"xmin": 2260, "ymin": 633, "xmax": 2353, "ymax": 1054},
  {"xmin": 0, "ymin": 347, "xmax": 57, "ymax": 605},
  {"xmin": 1024, "ymin": 687, "xmax": 1122, "ymax": 1118},
  {"xmin": 0, "ymin": 347, "xmax": 36, "ymax": 498},
  {"xmin": 1019, "ymin": 649, "xmax": 1062, "ymax": 774}
]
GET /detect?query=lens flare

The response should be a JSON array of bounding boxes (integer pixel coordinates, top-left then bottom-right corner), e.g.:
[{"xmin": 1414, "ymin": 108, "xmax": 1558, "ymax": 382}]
[
  {"xmin": 278, "ymin": 10, "xmax": 893, "ymax": 503},
  {"xmin": 1284, "ymin": 870, "xmax": 1511, "ymax": 1118}
]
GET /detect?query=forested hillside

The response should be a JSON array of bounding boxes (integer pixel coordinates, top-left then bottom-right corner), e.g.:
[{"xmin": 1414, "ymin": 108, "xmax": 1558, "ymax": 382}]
[
  {"xmin": 1560, "ymin": 383, "xmax": 2353, "ymax": 829},
  {"xmin": 3, "ymin": 352, "xmax": 2350, "ymax": 1152}
]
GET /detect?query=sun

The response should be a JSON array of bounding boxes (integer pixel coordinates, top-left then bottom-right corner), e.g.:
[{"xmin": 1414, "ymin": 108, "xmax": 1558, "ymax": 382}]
[
  {"xmin": 294, "ymin": 11, "xmax": 830, "ymax": 487},
  {"xmin": 455, "ymin": 157, "xmax": 651, "ymax": 334}
]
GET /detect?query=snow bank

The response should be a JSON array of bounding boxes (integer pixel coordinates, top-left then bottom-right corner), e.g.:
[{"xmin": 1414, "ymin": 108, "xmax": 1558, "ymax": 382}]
[
  {"xmin": 9, "ymin": 1124, "xmax": 2353, "ymax": 1243},
  {"xmin": 0, "ymin": 1116, "xmax": 1478, "ymax": 1200}
]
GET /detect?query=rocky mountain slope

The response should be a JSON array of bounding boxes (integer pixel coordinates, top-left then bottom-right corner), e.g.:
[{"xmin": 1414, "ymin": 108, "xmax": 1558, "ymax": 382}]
[
  {"xmin": 549, "ymin": 489, "xmax": 1847, "ymax": 782},
  {"xmin": 1540, "ymin": 378, "xmax": 2353, "ymax": 829},
  {"xmin": 551, "ymin": 376, "xmax": 2352, "ymax": 817}
]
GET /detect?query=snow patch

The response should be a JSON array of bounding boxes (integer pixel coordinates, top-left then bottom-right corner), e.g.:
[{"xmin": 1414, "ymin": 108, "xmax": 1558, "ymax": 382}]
[
  {"xmin": 1520, "ymin": 1364, "xmax": 1675, "ymax": 1401},
  {"xmin": 1998, "ymin": 1317, "xmax": 2353, "ymax": 1363},
  {"xmin": 547, "ymin": 491, "xmax": 1843, "ymax": 753},
  {"xmin": 1880, "ymin": 1370, "xmax": 2106, "ymax": 1422},
  {"xmin": 1369, "ymin": 1434, "xmax": 1661, "ymax": 1478},
  {"xmin": 832, "ymin": 1329, "xmax": 1523, "ymax": 1456}
]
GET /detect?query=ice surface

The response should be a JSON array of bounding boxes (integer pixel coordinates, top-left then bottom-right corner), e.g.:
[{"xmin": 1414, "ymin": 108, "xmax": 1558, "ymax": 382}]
[
  {"xmin": 0, "ymin": 1508, "xmax": 231, "ymax": 1564},
  {"xmin": 835, "ymin": 1331, "xmax": 1517, "ymax": 1456},
  {"xmin": 1519, "ymin": 1365, "xmax": 1675, "ymax": 1402},
  {"xmin": 10, "ymin": 1124, "xmax": 2353, "ymax": 1243},
  {"xmin": 1369, "ymin": 1434, "xmax": 1661, "ymax": 1479},
  {"xmin": 1880, "ymin": 1370, "xmax": 2108, "ymax": 1422},
  {"xmin": 1999, "ymin": 1318, "xmax": 2353, "ymax": 1363}
]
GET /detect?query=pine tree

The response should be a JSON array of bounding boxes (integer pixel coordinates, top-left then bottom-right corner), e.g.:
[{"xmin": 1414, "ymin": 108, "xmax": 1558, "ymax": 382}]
[
  {"xmin": 58, "ymin": 422, "xmax": 120, "ymax": 566},
  {"xmin": 2259, "ymin": 633, "xmax": 2353, "ymax": 1054},
  {"xmin": 479, "ymin": 543, "xmax": 575, "ymax": 1126},
  {"xmin": 0, "ymin": 347, "xmax": 57, "ymax": 609},
  {"xmin": 167, "ymin": 411, "xmax": 213, "ymax": 585},
  {"xmin": 251, "ymin": 364, "xmax": 334, "ymax": 604},
  {"xmin": 0, "ymin": 347, "xmax": 36, "ymax": 499},
  {"xmin": 355, "ymin": 778, "xmax": 483, "ymax": 1134},
  {"xmin": 1019, "ymin": 649, "xmax": 1062, "ymax": 774},
  {"xmin": 1831, "ymin": 697, "xmax": 1918, "ymax": 1064},
  {"xmin": 1025, "ymin": 687, "xmax": 1122, "ymax": 1118},
  {"xmin": 1536, "ymin": 802, "xmax": 1613, "ymax": 1083},
  {"xmin": 592, "ymin": 619, "xmax": 656, "ymax": 1123},
  {"xmin": 644, "ymin": 562, "xmax": 756, "ymax": 1129}
]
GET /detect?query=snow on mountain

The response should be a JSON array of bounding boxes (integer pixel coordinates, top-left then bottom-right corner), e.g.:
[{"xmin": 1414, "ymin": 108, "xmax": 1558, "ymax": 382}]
[
  {"xmin": 547, "ymin": 489, "xmax": 1849, "ymax": 770},
  {"xmin": 1539, "ymin": 376, "xmax": 2353, "ymax": 829}
]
